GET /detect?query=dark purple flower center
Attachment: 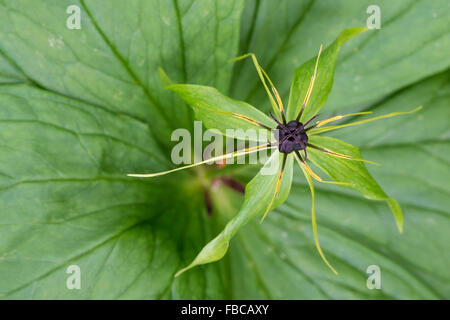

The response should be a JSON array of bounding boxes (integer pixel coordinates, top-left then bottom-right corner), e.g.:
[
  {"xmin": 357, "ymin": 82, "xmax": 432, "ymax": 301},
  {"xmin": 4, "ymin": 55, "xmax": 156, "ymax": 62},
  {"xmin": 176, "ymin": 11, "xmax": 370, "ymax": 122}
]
[{"xmin": 276, "ymin": 120, "xmax": 308, "ymax": 154}]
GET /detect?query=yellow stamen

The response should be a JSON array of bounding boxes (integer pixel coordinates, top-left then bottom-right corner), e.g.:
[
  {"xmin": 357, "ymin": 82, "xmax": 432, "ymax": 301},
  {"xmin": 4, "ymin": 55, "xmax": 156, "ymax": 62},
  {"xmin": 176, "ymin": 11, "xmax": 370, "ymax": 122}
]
[
  {"xmin": 272, "ymin": 86, "xmax": 284, "ymax": 113},
  {"xmin": 321, "ymin": 180, "xmax": 351, "ymax": 186},
  {"xmin": 260, "ymin": 169, "xmax": 285, "ymax": 223},
  {"xmin": 294, "ymin": 153, "xmax": 350, "ymax": 185},
  {"xmin": 228, "ymin": 112, "xmax": 268, "ymax": 128},
  {"xmin": 302, "ymin": 161, "xmax": 322, "ymax": 181},
  {"xmin": 204, "ymin": 109, "xmax": 271, "ymax": 130},
  {"xmin": 307, "ymin": 144, "xmax": 380, "ymax": 166},
  {"xmin": 302, "ymin": 44, "xmax": 322, "ymax": 108},
  {"xmin": 323, "ymin": 148, "xmax": 380, "ymax": 166},
  {"xmin": 316, "ymin": 115, "xmax": 343, "ymax": 127},
  {"xmin": 315, "ymin": 111, "xmax": 372, "ymax": 128}
]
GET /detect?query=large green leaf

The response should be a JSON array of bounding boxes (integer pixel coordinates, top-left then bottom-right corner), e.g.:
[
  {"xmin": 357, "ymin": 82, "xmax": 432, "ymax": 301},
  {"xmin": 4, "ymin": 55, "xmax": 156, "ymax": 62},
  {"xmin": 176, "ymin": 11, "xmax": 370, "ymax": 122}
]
[{"xmin": 0, "ymin": 0, "xmax": 448, "ymax": 300}]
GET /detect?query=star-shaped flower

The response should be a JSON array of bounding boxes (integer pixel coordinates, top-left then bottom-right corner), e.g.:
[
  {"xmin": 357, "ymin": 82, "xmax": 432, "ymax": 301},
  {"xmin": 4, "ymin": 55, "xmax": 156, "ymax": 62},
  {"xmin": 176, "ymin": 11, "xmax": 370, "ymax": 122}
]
[{"xmin": 129, "ymin": 27, "xmax": 421, "ymax": 276}]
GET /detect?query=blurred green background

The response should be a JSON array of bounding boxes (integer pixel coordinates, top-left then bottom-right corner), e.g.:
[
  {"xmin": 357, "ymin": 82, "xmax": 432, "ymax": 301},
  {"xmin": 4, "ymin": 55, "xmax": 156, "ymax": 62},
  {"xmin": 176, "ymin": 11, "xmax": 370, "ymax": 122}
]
[{"xmin": 0, "ymin": 0, "xmax": 448, "ymax": 299}]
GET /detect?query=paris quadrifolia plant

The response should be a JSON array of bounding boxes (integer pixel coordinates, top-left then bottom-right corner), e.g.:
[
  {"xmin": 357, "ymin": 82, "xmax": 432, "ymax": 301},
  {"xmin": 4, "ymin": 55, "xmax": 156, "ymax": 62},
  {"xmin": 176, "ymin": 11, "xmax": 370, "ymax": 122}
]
[{"xmin": 128, "ymin": 27, "xmax": 421, "ymax": 276}]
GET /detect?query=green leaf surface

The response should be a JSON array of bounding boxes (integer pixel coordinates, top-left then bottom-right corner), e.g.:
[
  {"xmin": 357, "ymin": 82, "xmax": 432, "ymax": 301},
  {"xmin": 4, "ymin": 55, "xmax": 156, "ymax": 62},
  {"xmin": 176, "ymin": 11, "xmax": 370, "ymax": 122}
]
[
  {"xmin": 0, "ymin": 0, "xmax": 245, "ymax": 146},
  {"xmin": 0, "ymin": 0, "xmax": 448, "ymax": 300}
]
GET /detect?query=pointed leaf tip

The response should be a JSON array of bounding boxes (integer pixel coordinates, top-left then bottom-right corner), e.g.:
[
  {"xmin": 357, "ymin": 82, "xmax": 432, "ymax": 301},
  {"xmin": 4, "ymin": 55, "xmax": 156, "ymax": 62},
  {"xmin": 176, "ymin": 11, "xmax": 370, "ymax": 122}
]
[
  {"xmin": 158, "ymin": 67, "xmax": 174, "ymax": 87},
  {"xmin": 174, "ymin": 232, "xmax": 230, "ymax": 278},
  {"xmin": 387, "ymin": 198, "xmax": 404, "ymax": 233}
]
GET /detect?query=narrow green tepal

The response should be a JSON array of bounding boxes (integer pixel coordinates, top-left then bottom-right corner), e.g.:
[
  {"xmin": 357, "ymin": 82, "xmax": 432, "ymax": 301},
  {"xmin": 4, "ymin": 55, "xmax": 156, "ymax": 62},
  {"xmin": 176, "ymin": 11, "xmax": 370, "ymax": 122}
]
[
  {"xmin": 286, "ymin": 27, "xmax": 368, "ymax": 122},
  {"xmin": 175, "ymin": 151, "xmax": 294, "ymax": 277},
  {"xmin": 175, "ymin": 232, "xmax": 229, "ymax": 278},
  {"xmin": 307, "ymin": 135, "xmax": 403, "ymax": 233}
]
